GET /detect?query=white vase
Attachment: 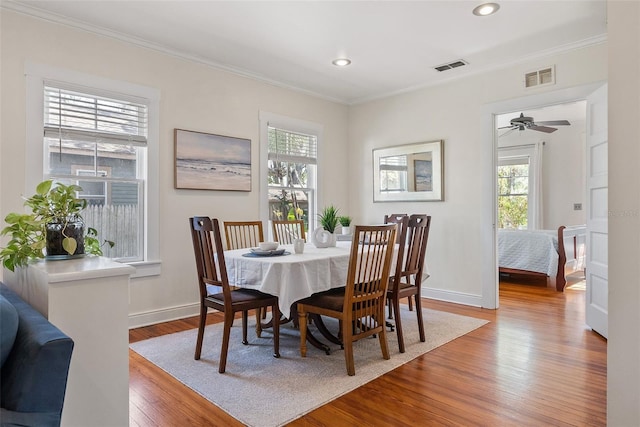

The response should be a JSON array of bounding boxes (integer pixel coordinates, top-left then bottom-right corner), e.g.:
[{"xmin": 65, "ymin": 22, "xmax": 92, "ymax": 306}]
[
  {"xmin": 311, "ymin": 227, "xmax": 337, "ymax": 248},
  {"xmin": 341, "ymin": 225, "xmax": 351, "ymax": 235}
]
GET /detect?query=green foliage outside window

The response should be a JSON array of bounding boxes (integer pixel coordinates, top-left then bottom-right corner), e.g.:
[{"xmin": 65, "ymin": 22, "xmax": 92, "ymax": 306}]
[{"xmin": 498, "ymin": 164, "xmax": 529, "ymax": 229}]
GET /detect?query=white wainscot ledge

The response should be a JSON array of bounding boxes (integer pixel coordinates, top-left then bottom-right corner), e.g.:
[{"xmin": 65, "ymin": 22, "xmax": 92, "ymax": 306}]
[{"xmin": 3, "ymin": 256, "xmax": 135, "ymax": 427}]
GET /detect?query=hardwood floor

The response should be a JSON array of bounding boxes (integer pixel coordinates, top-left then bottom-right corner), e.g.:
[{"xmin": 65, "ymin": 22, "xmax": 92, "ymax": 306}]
[{"xmin": 129, "ymin": 276, "xmax": 606, "ymax": 426}]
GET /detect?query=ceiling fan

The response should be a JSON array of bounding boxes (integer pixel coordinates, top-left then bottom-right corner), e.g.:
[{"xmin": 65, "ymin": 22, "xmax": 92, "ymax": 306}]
[{"xmin": 499, "ymin": 112, "xmax": 571, "ymax": 135}]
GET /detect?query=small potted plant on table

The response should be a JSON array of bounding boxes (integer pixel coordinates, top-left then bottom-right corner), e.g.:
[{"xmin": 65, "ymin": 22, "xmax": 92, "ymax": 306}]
[{"xmin": 338, "ymin": 216, "xmax": 352, "ymax": 235}]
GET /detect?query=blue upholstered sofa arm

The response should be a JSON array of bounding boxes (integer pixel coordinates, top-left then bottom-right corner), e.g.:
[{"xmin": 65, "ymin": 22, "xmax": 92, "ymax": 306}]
[{"xmin": 0, "ymin": 282, "xmax": 74, "ymax": 427}]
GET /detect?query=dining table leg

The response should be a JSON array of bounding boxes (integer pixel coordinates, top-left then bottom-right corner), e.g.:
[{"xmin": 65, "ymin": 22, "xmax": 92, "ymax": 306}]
[{"xmin": 311, "ymin": 314, "xmax": 343, "ymax": 348}]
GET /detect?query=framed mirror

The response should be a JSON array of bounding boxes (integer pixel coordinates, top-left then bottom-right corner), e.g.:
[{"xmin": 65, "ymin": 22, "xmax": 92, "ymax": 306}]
[{"xmin": 373, "ymin": 140, "xmax": 444, "ymax": 202}]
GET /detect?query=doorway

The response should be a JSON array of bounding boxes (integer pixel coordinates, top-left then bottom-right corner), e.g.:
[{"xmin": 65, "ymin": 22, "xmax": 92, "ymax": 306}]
[{"xmin": 481, "ymin": 81, "xmax": 606, "ymax": 309}]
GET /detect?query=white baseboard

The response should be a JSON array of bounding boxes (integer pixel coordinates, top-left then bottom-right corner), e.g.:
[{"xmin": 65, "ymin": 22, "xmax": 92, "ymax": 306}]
[
  {"xmin": 129, "ymin": 302, "xmax": 200, "ymax": 329},
  {"xmin": 421, "ymin": 286, "xmax": 485, "ymax": 308}
]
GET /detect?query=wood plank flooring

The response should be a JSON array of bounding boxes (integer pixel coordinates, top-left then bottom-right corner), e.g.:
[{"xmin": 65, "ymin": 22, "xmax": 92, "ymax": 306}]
[{"xmin": 129, "ymin": 276, "xmax": 606, "ymax": 426}]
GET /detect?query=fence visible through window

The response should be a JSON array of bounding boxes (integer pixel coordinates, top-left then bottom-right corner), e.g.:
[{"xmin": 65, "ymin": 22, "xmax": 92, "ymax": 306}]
[{"xmin": 82, "ymin": 204, "xmax": 139, "ymax": 259}]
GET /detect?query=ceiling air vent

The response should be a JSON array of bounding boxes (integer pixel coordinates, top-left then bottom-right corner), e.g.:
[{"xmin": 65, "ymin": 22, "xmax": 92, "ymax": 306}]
[
  {"xmin": 434, "ymin": 59, "xmax": 468, "ymax": 72},
  {"xmin": 525, "ymin": 65, "xmax": 555, "ymax": 88}
]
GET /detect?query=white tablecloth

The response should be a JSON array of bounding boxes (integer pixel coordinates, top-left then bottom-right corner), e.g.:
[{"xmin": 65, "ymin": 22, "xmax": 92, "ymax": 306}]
[{"xmin": 224, "ymin": 242, "xmax": 352, "ymax": 318}]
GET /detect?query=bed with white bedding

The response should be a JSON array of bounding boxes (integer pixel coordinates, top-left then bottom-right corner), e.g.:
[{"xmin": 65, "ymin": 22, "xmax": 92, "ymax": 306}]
[{"xmin": 498, "ymin": 225, "xmax": 586, "ymax": 291}]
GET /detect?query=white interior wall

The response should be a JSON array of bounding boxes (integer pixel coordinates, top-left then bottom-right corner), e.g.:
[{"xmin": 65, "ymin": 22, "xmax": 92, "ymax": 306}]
[
  {"xmin": 348, "ymin": 44, "xmax": 607, "ymax": 304},
  {"xmin": 0, "ymin": 10, "xmax": 349, "ymax": 325},
  {"xmin": 607, "ymin": 1, "xmax": 640, "ymax": 425}
]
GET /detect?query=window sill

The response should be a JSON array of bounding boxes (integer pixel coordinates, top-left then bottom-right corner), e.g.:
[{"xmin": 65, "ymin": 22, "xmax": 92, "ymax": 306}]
[{"xmin": 122, "ymin": 260, "xmax": 162, "ymax": 278}]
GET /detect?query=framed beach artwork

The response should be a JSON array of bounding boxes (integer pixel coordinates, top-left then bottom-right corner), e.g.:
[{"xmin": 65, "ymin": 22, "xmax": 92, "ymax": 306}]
[
  {"xmin": 373, "ymin": 139, "xmax": 443, "ymax": 202},
  {"xmin": 174, "ymin": 129, "xmax": 251, "ymax": 191}
]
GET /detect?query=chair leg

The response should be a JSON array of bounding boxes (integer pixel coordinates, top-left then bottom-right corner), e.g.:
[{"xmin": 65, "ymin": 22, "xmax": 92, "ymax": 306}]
[
  {"xmin": 393, "ymin": 297, "xmax": 406, "ymax": 353},
  {"xmin": 407, "ymin": 296, "xmax": 414, "ymax": 311},
  {"xmin": 219, "ymin": 313, "xmax": 233, "ymax": 373},
  {"xmin": 255, "ymin": 309, "xmax": 263, "ymax": 338},
  {"xmin": 414, "ymin": 295, "xmax": 426, "ymax": 342},
  {"xmin": 194, "ymin": 305, "xmax": 207, "ymax": 360},
  {"xmin": 242, "ymin": 310, "xmax": 249, "ymax": 345},
  {"xmin": 298, "ymin": 306, "xmax": 308, "ymax": 357},
  {"xmin": 378, "ymin": 321, "xmax": 390, "ymax": 361},
  {"xmin": 272, "ymin": 304, "xmax": 281, "ymax": 358},
  {"xmin": 342, "ymin": 319, "xmax": 355, "ymax": 376}
]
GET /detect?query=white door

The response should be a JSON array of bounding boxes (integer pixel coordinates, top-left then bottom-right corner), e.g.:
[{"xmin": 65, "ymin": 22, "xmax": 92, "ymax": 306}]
[{"xmin": 585, "ymin": 83, "xmax": 608, "ymax": 338}]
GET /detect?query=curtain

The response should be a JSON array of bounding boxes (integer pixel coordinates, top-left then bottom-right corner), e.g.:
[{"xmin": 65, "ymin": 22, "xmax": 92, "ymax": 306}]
[{"xmin": 530, "ymin": 141, "xmax": 544, "ymax": 229}]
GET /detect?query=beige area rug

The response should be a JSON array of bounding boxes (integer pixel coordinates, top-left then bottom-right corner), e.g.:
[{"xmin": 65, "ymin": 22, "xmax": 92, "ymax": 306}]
[{"xmin": 130, "ymin": 306, "xmax": 488, "ymax": 427}]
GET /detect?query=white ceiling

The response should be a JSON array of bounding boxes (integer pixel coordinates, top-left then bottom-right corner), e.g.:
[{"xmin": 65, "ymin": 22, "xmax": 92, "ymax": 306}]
[{"xmin": 3, "ymin": 0, "xmax": 607, "ymax": 105}]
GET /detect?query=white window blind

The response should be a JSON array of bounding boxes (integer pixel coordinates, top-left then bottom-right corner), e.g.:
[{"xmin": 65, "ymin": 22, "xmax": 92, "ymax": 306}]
[
  {"xmin": 268, "ymin": 126, "xmax": 317, "ymax": 164},
  {"xmin": 44, "ymin": 85, "xmax": 148, "ymax": 146}
]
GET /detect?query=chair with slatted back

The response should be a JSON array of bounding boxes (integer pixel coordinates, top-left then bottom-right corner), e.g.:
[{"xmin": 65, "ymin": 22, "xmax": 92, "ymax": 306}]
[
  {"xmin": 271, "ymin": 219, "xmax": 306, "ymax": 245},
  {"xmin": 386, "ymin": 214, "xmax": 431, "ymax": 353},
  {"xmin": 189, "ymin": 216, "xmax": 280, "ymax": 373},
  {"xmin": 297, "ymin": 223, "xmax": 397, "ymax": 376},
  {"xmin": 223, "ymin": 221, "xmax": 264, "ymax": 250},
  {"xmin": 384, "ymin": 214, "xmax": 408, "ymax": 244},
  {"xmin": 384, "ymin": 214, "xmax": 410, "ymax": 316}
]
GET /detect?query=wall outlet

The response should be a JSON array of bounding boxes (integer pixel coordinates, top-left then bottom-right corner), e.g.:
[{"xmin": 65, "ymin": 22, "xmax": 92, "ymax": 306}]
[{"xmin": 574, "ymin": 203, "xmax": 583, "ymax": 211}]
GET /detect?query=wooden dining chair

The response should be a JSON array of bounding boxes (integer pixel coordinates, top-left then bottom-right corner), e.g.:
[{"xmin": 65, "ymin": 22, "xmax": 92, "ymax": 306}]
[
  {"xmin": 189, "ymin": 216, "xmax": 280, "ymax": 373},
  {"xmin": 384, "ymin": 214, "xmax": 408, "ymax": 244},
  {"xmin": 383, "ymin": 214, "xmax": 411, "ymax": 314},
  {"xmin": 223, "ymin": 220, "xmax": 264, "ymax": 250},
  {"xmin": 271, "ymin": 219, "xmax": 306, "ymax": 245},
  {"xmin": 386, "ymin": 214, "xmax": 431, "ymax": 353},
  {"xmin": 297, "ymin": 223, "xmax": 397, "ymax": 376}
]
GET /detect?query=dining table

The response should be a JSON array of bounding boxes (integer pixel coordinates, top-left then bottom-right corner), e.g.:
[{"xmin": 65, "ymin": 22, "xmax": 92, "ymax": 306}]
[
  {"xmin": 224, "ymin": 241, "xmax": 353, "ymax": 319},
  {"xmin": 224, "ymin": 238, "xmax": 430, "ymax": 353}
]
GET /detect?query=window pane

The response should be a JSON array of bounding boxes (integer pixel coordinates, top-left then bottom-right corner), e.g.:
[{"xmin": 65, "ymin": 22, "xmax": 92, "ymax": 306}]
[
  {"xmin": 498, "ymin": 195, "xmax": 528, "ymax": 229},
  {"xmin": 268, "ymin": 188, "xmax": 312, "ymax": 231},
  {"xmin": 268, "ymin": 160, "xmax": 309, "ymax": 187},
  {"xmin": 498, "ymin": 163, "xmax": 529, "ymax": 229}
]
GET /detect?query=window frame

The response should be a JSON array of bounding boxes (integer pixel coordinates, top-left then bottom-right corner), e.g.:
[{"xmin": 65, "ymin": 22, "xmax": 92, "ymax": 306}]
[
  {"xmin": 259, "ymin": 112, "xmax": 323, "ymax": 240},
  {"xmin": 497, "ymin": 145, "xmax": 539, "ymax": 230},
  {"xmin": 25, "ymin": 62, "xmax": 161, "ymax": 277}
]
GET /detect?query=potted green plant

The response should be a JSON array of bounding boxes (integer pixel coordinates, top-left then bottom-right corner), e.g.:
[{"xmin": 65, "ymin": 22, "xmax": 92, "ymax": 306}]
[
  {"xmin": 0, "ymin": 180, "xmax": 114, "ymax": 272},
  {"xmin": 318, "ymin": 205, "xmax": 339, "ymax": 233},
  {"xmin": 311, "ymin": 205, "xmax": 339, "ymax": 248},
  {"xmin": 338, "ymin": 216, "xmax": 352, "ymax": 235}
]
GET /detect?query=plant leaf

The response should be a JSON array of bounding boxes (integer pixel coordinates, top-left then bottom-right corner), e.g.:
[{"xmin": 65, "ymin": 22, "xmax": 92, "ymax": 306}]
[{"xmin": 62, "ymin": 237, "xmax": 77, "ymax": 255}]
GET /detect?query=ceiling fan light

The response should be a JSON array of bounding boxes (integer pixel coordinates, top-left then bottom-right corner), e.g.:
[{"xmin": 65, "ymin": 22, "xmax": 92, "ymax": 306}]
[{"xmin": 473, "ymin": 3, "xmax": 500, "ymax": 16}]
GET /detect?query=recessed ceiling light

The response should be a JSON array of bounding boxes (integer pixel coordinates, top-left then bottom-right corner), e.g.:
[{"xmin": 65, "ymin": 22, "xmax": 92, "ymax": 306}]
[
  {"xmin": 472, "ymin": 3, "xmax": 500, "ymax": 16},
  {"xmin": 332, "ymin": 58, "xmax": 351, "ymax": 67}
]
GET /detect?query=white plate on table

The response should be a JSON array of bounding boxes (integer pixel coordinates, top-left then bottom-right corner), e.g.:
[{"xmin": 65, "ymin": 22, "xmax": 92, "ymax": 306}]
[{"xmin": 248, "ymin": 248, "xmax": 286, "ymax": 256}]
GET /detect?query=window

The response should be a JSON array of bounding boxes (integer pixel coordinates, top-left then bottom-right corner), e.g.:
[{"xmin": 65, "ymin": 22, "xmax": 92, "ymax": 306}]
[
  {"xmin": 497, "ymin": 158, "xmax": 529, "ymax": 229},
  {"xmin": 43, "ymin": 84, "xmax": 147, "ymax": 261},
  {"xmin": 26, "ymin": 63, "xmax": 160, "ymax": 276},
  {"xmin": 497, "ymin": 143, "xmax": 543, "ymax": 230},
  {"xmin": 260, "ymin": 112, "xmax": 321, "ymax": 238}
]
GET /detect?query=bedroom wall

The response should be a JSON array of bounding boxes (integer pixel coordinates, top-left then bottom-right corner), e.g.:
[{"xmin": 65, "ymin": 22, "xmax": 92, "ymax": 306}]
[
  {"xmin": 0, "ymin": 10, "xmax": 349, "ymax": 325},
  {"xmin": 348, "ymin": 43, "xmax": 607, "ymax": 304}
]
